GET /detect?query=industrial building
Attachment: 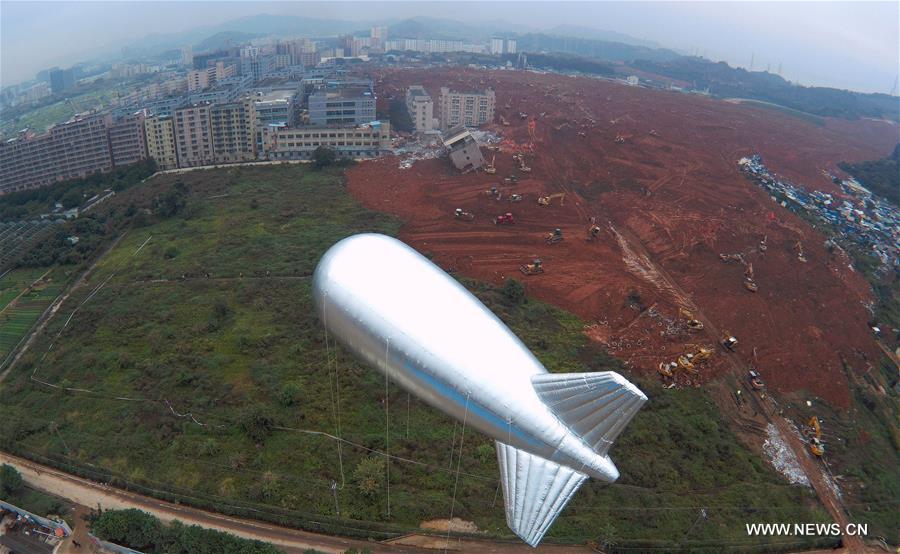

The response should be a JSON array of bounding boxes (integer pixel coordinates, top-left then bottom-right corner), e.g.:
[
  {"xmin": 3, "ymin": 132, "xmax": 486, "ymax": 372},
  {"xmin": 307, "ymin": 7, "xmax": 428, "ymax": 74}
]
[
  {"xmin": 442, "ymin": 125, "xmax": 484, "ymax": 172},
  {"xmin": 405, "ymin": 86, "xmax": 435, "ymax": 133},
  {"xmin": 253, "ymin": 90, "xmax": 298, "ymax": 126},
  {"xmin": 437, "ymin": 87, "xmax": 495, "ymax": 130},
  {"xmin": 266, "ymin": 121, "xmax": 390, "ymax": 161},
  {"xmin": 308, "ymin": 82, "xmax": 376, "ymax": 126}
]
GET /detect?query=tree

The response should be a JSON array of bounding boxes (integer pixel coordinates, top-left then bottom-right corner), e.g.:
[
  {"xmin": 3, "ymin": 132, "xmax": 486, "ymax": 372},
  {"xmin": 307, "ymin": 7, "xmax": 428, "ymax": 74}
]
[
  {"xmin": 0, "ymin": 464, "xmax": 23, "ymax": 496},
  {"xmin": 501, "ymin": 278, "xmax": 526, "ymax": 304},
  {"xmin": 312, "ymin": 146, "xmax": 337, "ymax": 169},
  {"xmin": 352, "ymin": 456, "xmax": 385, "ymax": 497},
  {"xmin": 238, "ymin": 406, "xmax": 274, "ymax": 443}
]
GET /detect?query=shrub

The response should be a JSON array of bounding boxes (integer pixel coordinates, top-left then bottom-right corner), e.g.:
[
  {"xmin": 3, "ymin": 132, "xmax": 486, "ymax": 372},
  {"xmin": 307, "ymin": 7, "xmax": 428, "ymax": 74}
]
[
  {"xmin": 0, "ymin": 464, "xmax": 23, "ymax": 496},
  {"xmin": 353, "ymin": 456, "xmax": 385, "ymax": 497}
]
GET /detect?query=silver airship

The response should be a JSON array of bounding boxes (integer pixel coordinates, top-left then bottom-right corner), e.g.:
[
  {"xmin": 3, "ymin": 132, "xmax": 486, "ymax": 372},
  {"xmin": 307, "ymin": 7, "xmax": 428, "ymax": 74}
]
[{"xmin": 312, "ymin": 233, "xmax": 646, "ymax": 547}]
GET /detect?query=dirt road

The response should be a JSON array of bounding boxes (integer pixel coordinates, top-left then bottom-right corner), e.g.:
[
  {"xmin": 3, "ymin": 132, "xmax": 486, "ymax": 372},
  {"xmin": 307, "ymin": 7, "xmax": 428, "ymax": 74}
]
[{"xmin": 0, "ymin": 452, "xmax": 591, "ymax": 554}]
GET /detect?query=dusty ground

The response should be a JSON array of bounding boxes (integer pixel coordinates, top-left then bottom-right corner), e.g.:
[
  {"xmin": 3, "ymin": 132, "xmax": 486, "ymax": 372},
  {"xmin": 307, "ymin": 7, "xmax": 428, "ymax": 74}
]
[{"xmin": 351, "ymin": 67, "xmax": 899, "ymax": 408}]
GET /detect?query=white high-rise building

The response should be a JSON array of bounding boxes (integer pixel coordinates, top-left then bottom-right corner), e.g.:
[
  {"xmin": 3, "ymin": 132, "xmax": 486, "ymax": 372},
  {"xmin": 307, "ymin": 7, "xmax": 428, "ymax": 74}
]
[{"xmin": 490, "ymin": 38, "xmax": 504, "ymax": 55}]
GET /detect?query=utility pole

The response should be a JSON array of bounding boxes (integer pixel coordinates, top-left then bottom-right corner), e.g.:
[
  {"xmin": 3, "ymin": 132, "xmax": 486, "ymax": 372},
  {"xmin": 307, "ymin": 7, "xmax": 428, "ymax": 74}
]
[{"xmin": 330, "ymin": 480, "xmax": 340, "ymax": 516}]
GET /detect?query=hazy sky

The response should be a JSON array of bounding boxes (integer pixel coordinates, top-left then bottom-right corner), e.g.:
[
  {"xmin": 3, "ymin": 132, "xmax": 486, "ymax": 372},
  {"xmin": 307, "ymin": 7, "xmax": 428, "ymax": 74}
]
[{"xmin": 2, "ymin": 1, "xmax": 898, "ymax": 94}]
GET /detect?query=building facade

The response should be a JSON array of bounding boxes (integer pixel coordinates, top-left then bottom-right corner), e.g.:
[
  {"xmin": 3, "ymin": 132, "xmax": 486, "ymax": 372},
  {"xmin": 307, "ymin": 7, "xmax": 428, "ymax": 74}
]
[
  {"xmin": 437, "ymin": 87, "xmax": 496, "ymax": 130},
  {"xmin": 266, "ymin": 122, "xmax": 390, "ymax": 160},
  {"xmin": 173, "ymin": 104, "xmax": 214, "ymax": 167},
  {"xmin": 308, "ymin": 84, "xmax": 376, "ymax": 126},
  {"xmin": 0, "ymin": 114, "xmax": 113, "ymax": 193},
  {"xmin": 107, "ymin": 113, "xmax": 148, "ymax": 167},
  {"xmin": 405, "ymin": 86, "xmax": 434, "ymax": 133},
  {"xmin": 210, "ymin": 97, "xmax": 258, "ymax": 164},
  {"xmin": 144, "ymin": 116, "xmax": 178, "ymax": 170}
]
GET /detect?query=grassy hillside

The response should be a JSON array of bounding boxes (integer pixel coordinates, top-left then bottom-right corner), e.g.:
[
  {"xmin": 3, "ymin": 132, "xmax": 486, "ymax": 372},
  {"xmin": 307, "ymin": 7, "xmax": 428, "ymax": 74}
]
[{"xmin": 0, "ymin": 164, "xmax": 834, "ymax": 551}]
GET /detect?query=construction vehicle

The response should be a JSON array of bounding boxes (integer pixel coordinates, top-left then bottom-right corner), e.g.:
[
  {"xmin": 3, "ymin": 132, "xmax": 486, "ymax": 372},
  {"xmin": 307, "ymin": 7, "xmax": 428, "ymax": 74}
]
[
  {"xmin": 795, "ymin": 241, "xmax": 807, "ymax": 263},
  {"xmin": 454, "ymin": 208, "xmax": 475, "ymax": 221},
  {"xmin": 721, "ymin": 332, "xmax": 738, "ymax": 351},
  {"xmin": 649, "ymin": 129, "xmax": 660, "ymax": 137},
  {"xmin": 679, "ymin": 307, "xmax": 704, "ymax": 330},
  {"xmin": 483, "ymin": 186, "xmax": 502, "ymax": 200},
  {"xmin": 743, "ymin": 263, "xmax": 758, "ymax": 292},
  {"xmin": 494, "ymin": 212, "xmax": 515, "ymax": 225},
  {"xmin": 485, "ymin": 155, "xmax": 496, "ymax": 175},
  {"xmin": 748, "ymin": 370, "xmax": 765, "ymax": 390},
  {"xmin": 759, "ymin": 234, "xmax": 768, "ymax": 252},
  {"xmin": 508, "ymin": 194, "xmax": 523, "ymax": 202},
  {"xmin": 515, "ymin": 153, "xmax": 532, "ymax": 173},
  {"xmin": 538, "ymin": 192, "xmax": 566, "ymax": 206},
  {"xmin": 587, "ymin": 225, "xmax": 602, "ymax": 241},
  {"xmin": 519, "ymin": 111, "xmax": 528, "ymax": 120},
  {"xmin": 806, "ymin": 416, "xmax": 825, "ymax": 457},
  {"xmin": 520, "ymin": 258, "xmax": 544, "ymax": 275},
  {"xmin": 504, "ymin": 174, "xmax": 519, "ymax": 183},
  {"xmin": 499, "ymin": 115, "xmax": 510, "ymax": 126},
  {"xmin": 614, "ymin": 134, "xmax": 626, "ymax": 144},
  {"xmin": 545, "ymin": 228, "xmax": 563, "ymax": 245}
]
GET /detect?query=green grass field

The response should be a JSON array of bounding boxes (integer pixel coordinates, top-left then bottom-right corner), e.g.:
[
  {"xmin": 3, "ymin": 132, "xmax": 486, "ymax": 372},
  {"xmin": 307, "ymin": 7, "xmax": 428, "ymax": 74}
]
[
  {"xmin": 0, "ymin": 268, "xmax": 62, "ymax": 363},
  {"xmin": 0, "ymin": 165, "xmax": 838, "ymax": 551}
]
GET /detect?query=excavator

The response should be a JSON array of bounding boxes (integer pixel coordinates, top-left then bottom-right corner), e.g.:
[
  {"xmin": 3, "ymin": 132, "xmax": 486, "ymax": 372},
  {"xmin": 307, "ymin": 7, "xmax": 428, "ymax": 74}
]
[
  {"xmin": 494, "ymin": 212, "xmax": 515, "ymax": 225},
  {"xmin": 744, "ymin": 263, "xmax": 758, "ymax": 292},
  {"xmin": 538, "ymin": 192, "xmax": 566, "ymax": 206},
  {"xmin": 614, "ymin": 134, "xmax": 626, "ymax": 144},
  {"xmin": 795, "ymin": 241, "xmax": 808, "ymax": 263},
  {"xmin": 748, "ymin": 370, "xmax": 765, "ymax": 391},
  {"xmin": 499, "ymin": 115, "xmax": 510, "ymax": 126},
  {"xmin": 806, "ymin": 416, "xmax": 825, "ymax": 457},
  {"xmin": 759, "ymin": 234, "xmax": 768, "ymax": 253},
  {"xmin": 679, "ymin": 307, "xmax": 704, "ymax": 330},
  {"xmin": 483, "ymin": 186, "xmax": 502, "ymax": 201},
  {"xmin": 721, "ymin": 331, "xmax": 738, "ymax": 351},
  {"xmin": 587, "ymin": 225, "xmax": 602, "ymax": 241},
  {"xmin": 545, "ymin": 228, "xmax": 563, "ymax": 245},
  {"xmin": 520, "ymin": 258, "xmax": 544, "ymax": 275},
  {"xmin": 514, "ymin": 153, "xmax": 531, "ymax": 173},
  {"xmin": 508, "ymin": 193, "xmax": 523, "ymax": 202},
  {"xmin": 677, "ymin": 345, "xmax": 714, "ymax": 373},
  {"xmin": 485, "ymin": 155, "xmax": 496, "ymax": 175},
  {"xmin": 454, "ymin": 208, "xmax": 475, "ymax": 221}
]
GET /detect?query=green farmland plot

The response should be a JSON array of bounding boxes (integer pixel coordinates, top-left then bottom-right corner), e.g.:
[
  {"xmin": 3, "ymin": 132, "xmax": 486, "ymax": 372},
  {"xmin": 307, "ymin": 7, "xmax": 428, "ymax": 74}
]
[{"xmin": 0, "ymin": 268, "xmax": 63, "ymax": 363}]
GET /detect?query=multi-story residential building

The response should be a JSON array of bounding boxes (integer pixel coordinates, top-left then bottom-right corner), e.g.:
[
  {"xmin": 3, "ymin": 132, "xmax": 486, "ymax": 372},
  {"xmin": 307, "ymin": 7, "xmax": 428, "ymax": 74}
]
[
  {"xmin": 107, "ymin": 113, "xmax": 148, "ymax": 166},
  {"xmin": 173, "ymin": 103, "xmax": 214, "ymax": 167},
  {"xmin": 437, "ymin": 87, "xmax": 496, "ymax": 130},
  {"xmin": 49, "ymin": 67, "xmax": 75, "ymax": 94},
  {"xmin": 210, "ymin": 97, "xmax": 257, "ymax": 164},
  {"xmin": 187, "ymin": 62, "xmax": 236, "ymax": 92},
  {"xmin": 490, "ymin": 38, "xmax": 504, "ymax": 55},
  {"xmin": 405, "ymin": 86, "xmax": 434, "ymax": 133},
  {"xmin": 144, "ymin": 116, "xmax": 178, "ymax": 170},
  {"xmin": 265, "ymin": 121, "xmax": 390, "ymax": 161},
  {"xmin": 308, "ymin": 82, "xmax": 376, "ymax": 126},
  {"xmin": 240, "ymin": 55, "xmax": 274, "ymax": 82},
  {"xmin": 506, "ymin": 39, "xmax": 517, "ymax": 54},
  {"xmin": 0, "ymin": 113, "xmax": 112, "ymax": 193}
]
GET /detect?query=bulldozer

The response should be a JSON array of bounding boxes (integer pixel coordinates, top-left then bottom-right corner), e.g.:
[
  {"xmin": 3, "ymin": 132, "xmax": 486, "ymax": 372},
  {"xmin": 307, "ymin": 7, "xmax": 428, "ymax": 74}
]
[
  {"xmin": 795, "ymin": 241, "xmax": 808, "ymax": 263},
  {"xmin": 454, "ymin": 208, "xmax": 475, "ymax": 221},
  {"xmin": 485, "ymin": 155, "xmax": 496, "ymax": 175},
  {"xmin": 508, "ymin": 193, "xmax": 523, "ymax": 202},
  {"xmin": 721, "ymin": 332, "xmax": 738, "ymax": 351},
  {"xmin": 520, "ymin": 258, "xmax": 544, "ymax": 275},
  {"xmin": 538, "ymin": 192, "xmax": 566, "ymax": 206},
  {"xmin": 806, "ymin": 416, "xmax": 825, "ymax": 457},
  {"xmin": 587, "ymin": 225, "xmax": 602, "ymax": 241},
  {"xmin": 545, "ymin": 228, "xmax": 563, "ymax": 245},
  {"xmin": 494, "ymin": 212, "xmax": 515, "ymax": 225},
  {"xmin": 679, "ymin": 307, "xmax": 704, "ymax": 330}
]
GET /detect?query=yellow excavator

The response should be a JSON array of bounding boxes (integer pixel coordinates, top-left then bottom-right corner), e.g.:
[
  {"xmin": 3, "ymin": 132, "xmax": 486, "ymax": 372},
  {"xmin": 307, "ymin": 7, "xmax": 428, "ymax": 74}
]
[
  {"xmin": 538, "ymin": 192, "xmax": 566, "ymax": 206},
  {"xmin": 744, "ymin": 263, "xmax": 758, "ymax": 292},
  {"xmin": 807, "ymin": 416, "xmax": 824, "ymax": 457},
  {"xmin": 795, "ymin": 241, "xmax": 808, "ymax": 263},
  {"xmin": 485, "ymin": 155, "xmax": 496, "ymax": 174},
  {"xmin": 677, "ymin": 345, "xmax": 714, "ymax": 373},
  {"xmin": 679, "ymin": 307, "xmax": 704, "ymax": 330}
]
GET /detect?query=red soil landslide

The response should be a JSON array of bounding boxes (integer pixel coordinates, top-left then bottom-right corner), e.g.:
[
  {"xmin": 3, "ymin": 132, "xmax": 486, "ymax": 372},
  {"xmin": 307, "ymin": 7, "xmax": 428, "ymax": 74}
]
[{"xmin": 350, "ymin": 68, "xmax": 898, "ymax": 408}]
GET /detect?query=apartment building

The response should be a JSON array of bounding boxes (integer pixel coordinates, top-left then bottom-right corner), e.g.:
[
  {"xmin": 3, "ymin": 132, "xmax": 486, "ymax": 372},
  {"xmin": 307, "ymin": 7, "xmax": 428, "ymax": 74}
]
[
  {"xmin": 308, "ymin": 83, "xmax": 376, "ymax": 126},
  {"xmin": 187, "ymin": 61, "xmax": 236, "ymax": 92},
  {"xmin": 437, "ymin": 87, "xmax": 495, "ymax": 130},
  {"xmin": 266, "ymin": 121, "xmax": 390, "ymax": 161},
  {"xmin": 173, "ymin": 104, "xmax": 214, "ymax": 167},
  {"xmin": 0, "ymin": 114, "xmax": 113, "ymax": 193},
  {"xmin": 107, "ymin": 113, "xmax": 148, "ymax": 167},
  {"xmin": 405, "ymin": 86, "xmax": 434, "ymax": 133},
  {"xmin": 144, "ymin": 116, "xmax": 178, "ymax": 170},
  {"xmin": 210, "ymin": 97, "xmax": 258, "ymax": 164}
]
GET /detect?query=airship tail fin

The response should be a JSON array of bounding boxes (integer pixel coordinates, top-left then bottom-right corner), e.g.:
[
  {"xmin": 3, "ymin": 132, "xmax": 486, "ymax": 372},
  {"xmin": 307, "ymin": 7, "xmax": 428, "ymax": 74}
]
[
  {"xmin": 532, "ymin": 372, "xmax": 647, "ymax": 456},
  {"xmin": 496, "ymin": 440, "xmax": 588, "ymax": 547}
]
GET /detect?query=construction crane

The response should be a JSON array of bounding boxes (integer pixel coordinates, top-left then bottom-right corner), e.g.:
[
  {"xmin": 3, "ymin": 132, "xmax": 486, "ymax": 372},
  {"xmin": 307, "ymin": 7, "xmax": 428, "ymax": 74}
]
[
  {"xmin": 538, "ymin": 193, "xmax": 566, "ymax": 206},
  {"xmin": 520, "ymin": 258, "xmax": 544, "ymax": 275},
  {"xmin": 545, "ymin": 228, "xmax": 563, "ymax": 245},
  {"xmin": 679, "ymin": 307, "xmax": 704, "ymax": 330},
  {"xmin": 454, "ymin": 208, "xmax": 475, "ymax": 221},
  {"xmin": 485, "ymin": 155, "xmax": 496, "ymax": 175},
  {"xmin": 494, "ymin": 212, "xmax": 515, "ymax": 225}
]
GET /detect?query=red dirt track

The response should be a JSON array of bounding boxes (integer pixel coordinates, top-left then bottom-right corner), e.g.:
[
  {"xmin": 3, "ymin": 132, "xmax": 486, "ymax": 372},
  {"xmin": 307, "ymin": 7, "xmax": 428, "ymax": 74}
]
[{"xmin": 348, "ymin": 68, "xmax": 899, "ymax": 408}]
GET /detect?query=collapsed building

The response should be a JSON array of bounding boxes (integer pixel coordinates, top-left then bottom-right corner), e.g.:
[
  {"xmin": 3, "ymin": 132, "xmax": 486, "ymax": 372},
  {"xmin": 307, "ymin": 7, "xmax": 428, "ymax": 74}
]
[{"xmin": 442, "ymin": 125, "xmax": 485, "ymax": 172}]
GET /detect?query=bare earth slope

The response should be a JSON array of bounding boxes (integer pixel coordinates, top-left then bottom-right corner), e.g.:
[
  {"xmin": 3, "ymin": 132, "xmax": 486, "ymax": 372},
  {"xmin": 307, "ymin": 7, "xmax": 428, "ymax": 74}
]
[{"xmin": 349, "ymin": 68, "xmax": 898, "ymax": 408}]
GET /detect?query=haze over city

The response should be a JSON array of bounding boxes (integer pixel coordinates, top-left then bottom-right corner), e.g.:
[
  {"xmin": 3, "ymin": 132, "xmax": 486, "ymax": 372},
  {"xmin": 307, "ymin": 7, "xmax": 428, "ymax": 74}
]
[{"xmin": 2, "ymin": 1, "xmax": 898, "ymax": 93}]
